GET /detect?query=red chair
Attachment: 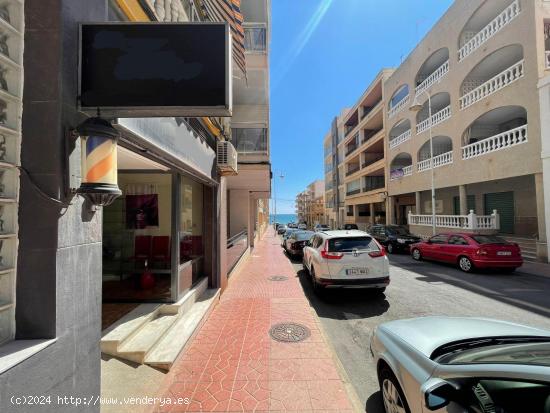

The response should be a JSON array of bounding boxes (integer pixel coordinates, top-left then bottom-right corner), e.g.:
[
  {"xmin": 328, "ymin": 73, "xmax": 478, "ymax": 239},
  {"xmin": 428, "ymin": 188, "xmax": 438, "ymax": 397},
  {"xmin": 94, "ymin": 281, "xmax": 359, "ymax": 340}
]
[
  {"xmin": 131, "ymin": 235, "xmax": 152, "ymax": 270},
  {"xmin": 151, "ymin": 236, "xmax": 171, "ymax": 268}
]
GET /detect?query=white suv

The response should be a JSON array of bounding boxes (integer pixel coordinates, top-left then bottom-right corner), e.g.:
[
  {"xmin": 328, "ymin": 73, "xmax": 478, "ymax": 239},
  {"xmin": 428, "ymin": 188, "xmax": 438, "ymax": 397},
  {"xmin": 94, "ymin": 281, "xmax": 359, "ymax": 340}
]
[{"xmin": 302, "ymin": 230, "xmax": 389, "ymax": 293}]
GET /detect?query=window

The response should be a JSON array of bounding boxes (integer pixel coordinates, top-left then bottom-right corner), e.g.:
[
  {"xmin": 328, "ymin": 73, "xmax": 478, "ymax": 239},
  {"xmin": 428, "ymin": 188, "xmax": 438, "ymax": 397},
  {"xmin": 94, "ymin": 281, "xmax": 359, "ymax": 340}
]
[
  {"xmin": 231, "ymin": 128, "xmax": 268, "ymax": 154},
  {"xmin": 244, "ymin": 26, "xmax": 267, "ymax": 52},
  {"xmin": 429, "ymin": 235, "xmax": 448, "ymax": 244},
  {"xmin": 328, "ymin": 237, "xmax": 377, "ymax": 252},
  {"xmin": 448, "ymin": 235, "xmax": 468, "ymax": 245}
]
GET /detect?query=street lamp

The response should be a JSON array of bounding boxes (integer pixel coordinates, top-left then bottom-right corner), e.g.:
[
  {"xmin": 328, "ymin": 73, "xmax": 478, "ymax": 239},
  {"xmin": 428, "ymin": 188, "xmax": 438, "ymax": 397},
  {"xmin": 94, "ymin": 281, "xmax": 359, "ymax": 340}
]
[
  {"xmin": 272, "ymin": 170, "xmax": 284, "ymax": 223},
  {"xmin": 410, "ymin": 90, "xmax": 436, "ymax": 236}
]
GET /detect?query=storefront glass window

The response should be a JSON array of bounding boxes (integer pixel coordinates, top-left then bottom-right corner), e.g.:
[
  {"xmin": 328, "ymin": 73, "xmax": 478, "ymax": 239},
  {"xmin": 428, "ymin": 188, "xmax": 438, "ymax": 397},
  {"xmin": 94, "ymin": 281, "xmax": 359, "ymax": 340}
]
[{"xmin": 179, "ymin": 176, "xmax": 204, "ymax": 291}]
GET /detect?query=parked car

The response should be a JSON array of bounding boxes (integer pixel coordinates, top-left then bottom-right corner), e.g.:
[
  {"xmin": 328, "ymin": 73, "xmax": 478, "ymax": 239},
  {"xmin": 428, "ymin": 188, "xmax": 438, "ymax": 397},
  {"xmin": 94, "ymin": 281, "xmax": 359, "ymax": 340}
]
[
  {"xmin": 276, "ymin": 224, "xmax": 288, "ymax": 235},
  {"xmin": 297, "ymin": 223, "xmax": 307, "ymax": 230},
  {"xmin": 302, "ymin": 230, "xmax": 389, "ymax": 293},
  {"xmin": 370, "ymin": 224, "xmax": 421, "ymax": 254},
  {"xmin": 283, "ymin": 230, "xmax": 315, "ymax": 257},
  {"xmin": 341, "ymin": 223, "xmax": 358, "ymax": 230},
  {"xmin": 410, "ymin": 233, "xmax": 523, "ymax": 273},
  {"xmin": 281, "ymin": 228, "xmax": 300, "ymax": 245},
  {"xmin": 287, "ymin": 222, "xmax": 297, "ymax": 228},
  {"xmin": 313, "ymin": 224, "xmax": 330, "ymax": 232},
  {"xmin": 370, "ymin": 316, "xmax": 550, "ymax": 413}
]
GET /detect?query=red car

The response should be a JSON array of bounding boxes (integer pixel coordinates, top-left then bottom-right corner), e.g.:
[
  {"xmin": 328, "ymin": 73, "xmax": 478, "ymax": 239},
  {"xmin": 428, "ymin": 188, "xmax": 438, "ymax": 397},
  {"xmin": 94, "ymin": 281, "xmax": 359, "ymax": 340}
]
[{"xmin": 410, "ymin": 233, "xmax": 523, "ymax": 273}]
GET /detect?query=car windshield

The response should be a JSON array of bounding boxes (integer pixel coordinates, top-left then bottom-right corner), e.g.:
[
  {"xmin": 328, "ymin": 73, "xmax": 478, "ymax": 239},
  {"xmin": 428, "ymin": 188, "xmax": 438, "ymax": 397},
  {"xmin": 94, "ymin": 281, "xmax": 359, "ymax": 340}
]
[
  {"xmin": 295, "ymin": 231, "xmax": 314, "ymax": 241},
  {"xmin": 387, "ymin": 226, "xmax": 410, "ymax": 236},
  {"xmin": 471, "ymin": 235, "xmax": 509, "ymax": 244},
  {"xmin": 328, "ymin": 237, "xmax": 377, "ymax": 252},
  {"xmin": 434, "ymin": 338, "xmax": 550, "ymax": 366}
]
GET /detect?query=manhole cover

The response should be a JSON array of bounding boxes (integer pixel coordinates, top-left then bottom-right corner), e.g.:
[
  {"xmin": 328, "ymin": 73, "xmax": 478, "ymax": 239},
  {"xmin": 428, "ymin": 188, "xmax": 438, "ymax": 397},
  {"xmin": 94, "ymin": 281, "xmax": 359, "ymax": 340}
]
[
  {"xmin": 269, "ymin": 323, "xmax": 311, "ymax": 342},
  {"xmin": 268, "ymin": 275, "xmax": 288, "ymax": 281}
]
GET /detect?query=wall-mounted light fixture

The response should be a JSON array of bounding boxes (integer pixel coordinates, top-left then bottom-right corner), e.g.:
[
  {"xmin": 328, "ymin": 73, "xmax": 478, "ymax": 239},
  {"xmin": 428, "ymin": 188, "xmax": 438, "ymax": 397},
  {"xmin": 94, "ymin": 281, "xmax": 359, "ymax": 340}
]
[{"xmin": 76, "ymin": 117, "xmax": 121, "ymax": 208}]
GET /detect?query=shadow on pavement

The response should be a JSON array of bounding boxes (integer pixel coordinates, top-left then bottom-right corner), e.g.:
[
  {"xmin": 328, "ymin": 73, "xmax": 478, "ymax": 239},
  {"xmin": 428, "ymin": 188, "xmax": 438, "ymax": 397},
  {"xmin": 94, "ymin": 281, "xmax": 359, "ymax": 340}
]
[
  {"xmin": 388, "ymin": 255, "xmax": 550, "ymax": 318},
  {"xmin": 295, "ymin": 269, "xmax": 390, "ymax": 320}
]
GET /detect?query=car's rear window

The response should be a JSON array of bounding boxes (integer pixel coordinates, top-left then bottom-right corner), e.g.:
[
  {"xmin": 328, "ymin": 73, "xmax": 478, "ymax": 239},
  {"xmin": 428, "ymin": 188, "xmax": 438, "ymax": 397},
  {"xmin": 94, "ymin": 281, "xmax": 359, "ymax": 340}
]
[
  {"xmin": 295, "ymin": 232, "xmax": 314, "ymax": 241},
  {"xmin": 471, "ymin": 235, "xmax": 509, "ymax": 245},
  {"xmin": 328, "ymin": 237, "xmax": 377, "ymax": 252}
]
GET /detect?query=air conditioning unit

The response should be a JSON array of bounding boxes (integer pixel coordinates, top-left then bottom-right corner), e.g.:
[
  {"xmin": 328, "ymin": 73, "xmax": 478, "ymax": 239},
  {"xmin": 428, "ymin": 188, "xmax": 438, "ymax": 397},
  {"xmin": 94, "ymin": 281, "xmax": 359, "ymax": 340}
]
[{"xmin": 217, "ymin": 141, "xmax": 238, "ymax": 176}]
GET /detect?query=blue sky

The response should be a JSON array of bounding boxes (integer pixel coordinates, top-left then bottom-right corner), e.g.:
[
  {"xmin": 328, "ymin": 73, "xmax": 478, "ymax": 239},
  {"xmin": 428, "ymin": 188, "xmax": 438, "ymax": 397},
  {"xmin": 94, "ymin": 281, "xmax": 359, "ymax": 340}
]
[{"xmin": 269, "ymin": 0, "xmax": 453, "ymax": 214}]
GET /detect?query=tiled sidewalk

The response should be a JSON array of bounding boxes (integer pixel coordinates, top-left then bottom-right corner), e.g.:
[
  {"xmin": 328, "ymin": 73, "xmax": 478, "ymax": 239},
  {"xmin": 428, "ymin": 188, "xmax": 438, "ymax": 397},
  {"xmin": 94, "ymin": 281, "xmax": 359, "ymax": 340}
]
[{"xmin": 153, "ymin": 228, "xmax": 357, "ymax": 412}]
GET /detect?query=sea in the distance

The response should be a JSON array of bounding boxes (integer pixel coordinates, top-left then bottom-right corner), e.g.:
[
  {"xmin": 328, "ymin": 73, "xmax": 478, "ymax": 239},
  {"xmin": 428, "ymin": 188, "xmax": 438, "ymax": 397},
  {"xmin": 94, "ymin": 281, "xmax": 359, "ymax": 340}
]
[{"xmin": 269, "ymin": 214, "xmax": 297, "ymax": 224}]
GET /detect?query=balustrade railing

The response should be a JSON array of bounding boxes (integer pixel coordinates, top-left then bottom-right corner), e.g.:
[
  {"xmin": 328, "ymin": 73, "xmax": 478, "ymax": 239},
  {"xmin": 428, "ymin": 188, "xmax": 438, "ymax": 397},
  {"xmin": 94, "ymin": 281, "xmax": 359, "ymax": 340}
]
[
  {"xmin": 458, "ymin": 0, "xmax": 520, "ymax": 61},
  {"xmin": 417, "ymin": 151, "xmax": 453, "ymax": 172},
  {"xmin": 415, "ymin": 60, "xmax": 449, "ymax": 97},
  {"xmin": 388, "ymin": 95, "xmax": 410, "ymax": 119},
  {"xmin": 462, "ymin": 124, "xmax": 527, "ymax": 160},
  {"xmin": 389, "ymin": 129, "xmax": 411, "ymax": 149},
  {"xmin": 459, "ymin": 60, "xmax": 524, "ymax": 109},
  {"xmin": 416, "ymin": 106, "xmax": 451, "ymax": 134},
  {"xmin": 408, "ymin": 210, "xmax": 500, "ymax": 230},
  {"xmin": 390, "ymin": 165, "xmax": 413, "ymax": 181}
]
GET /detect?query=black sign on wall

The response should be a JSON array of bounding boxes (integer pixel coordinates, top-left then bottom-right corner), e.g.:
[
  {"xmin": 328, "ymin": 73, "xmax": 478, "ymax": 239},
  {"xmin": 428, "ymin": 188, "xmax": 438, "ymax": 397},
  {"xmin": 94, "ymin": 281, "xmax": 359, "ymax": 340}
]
[{"xmin": 79, "ymin": 22, "xmax": 232, "ymax": 117}]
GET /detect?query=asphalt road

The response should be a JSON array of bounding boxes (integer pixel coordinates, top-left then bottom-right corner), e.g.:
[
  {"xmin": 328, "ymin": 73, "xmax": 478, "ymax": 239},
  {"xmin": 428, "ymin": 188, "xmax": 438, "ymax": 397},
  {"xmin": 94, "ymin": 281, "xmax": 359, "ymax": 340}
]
[{"xmin": 286, "ymin": 250, "xmax": 550, "ymax": 413}]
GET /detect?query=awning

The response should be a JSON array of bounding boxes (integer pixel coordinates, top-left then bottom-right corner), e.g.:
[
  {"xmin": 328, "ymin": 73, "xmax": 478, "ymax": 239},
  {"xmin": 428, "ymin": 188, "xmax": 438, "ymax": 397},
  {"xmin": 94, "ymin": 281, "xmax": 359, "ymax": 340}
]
[{"xmin": 199, "ymin": 0, "xmax": 247, "ymax": 75}]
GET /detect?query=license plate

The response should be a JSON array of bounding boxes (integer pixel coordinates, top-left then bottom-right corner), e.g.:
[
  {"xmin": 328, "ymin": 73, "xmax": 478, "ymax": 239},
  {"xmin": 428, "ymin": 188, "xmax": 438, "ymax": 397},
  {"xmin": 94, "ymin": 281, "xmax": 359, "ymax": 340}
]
[
  {"xmin": 346, "ymin": 268, "xmax": 368, "ymax": 275},
  {"xmin": 497, "ymin": 251, "xmax": 512, "ymax": 256}
]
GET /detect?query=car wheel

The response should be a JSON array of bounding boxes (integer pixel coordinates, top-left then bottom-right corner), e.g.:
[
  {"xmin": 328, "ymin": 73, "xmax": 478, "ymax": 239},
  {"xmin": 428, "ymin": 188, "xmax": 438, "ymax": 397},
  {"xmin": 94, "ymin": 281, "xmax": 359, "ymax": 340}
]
[
  {"xmin": 379, "ymin": 366, "xmax": 410, "ymax": 413},
  {"xmin": 411, "ymin": 248, "xmax": 422, "ymax": 261},
  {"xmin": 386, "ymin": 243, "xmax": 394, "ymax": 254},
  {"xmin": 458, "ymin": 256, "xmax": 474, "ymax": 273}
]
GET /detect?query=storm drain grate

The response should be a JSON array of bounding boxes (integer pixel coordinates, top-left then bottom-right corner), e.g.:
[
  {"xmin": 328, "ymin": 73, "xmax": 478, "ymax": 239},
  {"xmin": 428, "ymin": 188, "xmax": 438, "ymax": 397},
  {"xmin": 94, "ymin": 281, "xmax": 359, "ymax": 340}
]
[
  {"xmin": 269, "ymin": 323, "xmax": 311, "ymax": 342},
  {"xmin": 268, "ymin": 275, "xmax": 289, "ymax": 281}
]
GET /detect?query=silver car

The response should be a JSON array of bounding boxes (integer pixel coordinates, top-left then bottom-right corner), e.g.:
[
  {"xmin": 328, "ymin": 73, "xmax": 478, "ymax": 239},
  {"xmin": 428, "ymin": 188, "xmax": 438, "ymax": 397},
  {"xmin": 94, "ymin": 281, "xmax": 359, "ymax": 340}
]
[
  {"xmin": 302, "ymin": 230, "xmax": 389, "ymax": 293},
  {"xmin": 370, "ymin": 316, "xmax": 550, "ymax": 412}
]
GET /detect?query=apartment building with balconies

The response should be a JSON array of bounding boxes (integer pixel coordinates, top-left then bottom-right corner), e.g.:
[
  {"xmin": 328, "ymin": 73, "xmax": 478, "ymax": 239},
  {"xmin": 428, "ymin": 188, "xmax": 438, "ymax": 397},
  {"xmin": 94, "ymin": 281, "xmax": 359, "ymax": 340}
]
[
  {"xmin": 226, "ymin": 0, "xmax": 271, "ymax": 251},
  {"xmin": 384, "ymin": 0, "xmax": 549, "ymax": 262},
  {"xmin": 341, "ymin": 69, "xmax": 394, "ymax": 231}
]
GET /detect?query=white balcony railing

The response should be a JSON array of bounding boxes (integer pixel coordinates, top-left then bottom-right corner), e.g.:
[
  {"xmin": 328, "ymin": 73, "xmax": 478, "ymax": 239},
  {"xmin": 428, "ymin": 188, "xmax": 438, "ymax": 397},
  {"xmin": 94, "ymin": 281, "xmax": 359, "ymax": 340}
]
[
  {"xmin": 389, "ymin": 129, "xmax": 412, "ymax": 149},
  {"xmin": 458, "ymin": 0, "xmax": 521, "ymax": 62},
  {"xmin": 415, "ymin": 60, "xmax": 450, "ymax": 97},
  {"xmin": 462, "ymin": 124, "xmax": 527, "ymax": 160},
  {"xmin": 408, "ymin": 210, "xmax": 500, "ymax": 230},
  {"xmin": 388, "ymin": 95, "xmax": 410, "ymax": 119},
  {"xmin": 460, "ymin": 60, "xmax": 524, "ymax": 109},
  {"xmin": 417, "ymin": 150, "xmax": 453, "ymax": 172},
  {"xmin": 416, "ymin": 105, "xmax": 451, "ymax": 134},
  {"xmin": 390, "ymin": 165, "xmax": 413, "ymax": 181},
  {"xmin": 546, "ymin": 51, "xmax": 550, "ymax": 69}
]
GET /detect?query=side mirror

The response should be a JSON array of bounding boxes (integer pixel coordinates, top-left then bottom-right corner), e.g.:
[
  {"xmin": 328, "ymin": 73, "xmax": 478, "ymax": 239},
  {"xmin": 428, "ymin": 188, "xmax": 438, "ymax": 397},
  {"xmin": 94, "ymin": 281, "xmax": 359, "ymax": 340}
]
[{"xmin": 423, "ymin": 380, "xmax": 457, "ymax": 411}]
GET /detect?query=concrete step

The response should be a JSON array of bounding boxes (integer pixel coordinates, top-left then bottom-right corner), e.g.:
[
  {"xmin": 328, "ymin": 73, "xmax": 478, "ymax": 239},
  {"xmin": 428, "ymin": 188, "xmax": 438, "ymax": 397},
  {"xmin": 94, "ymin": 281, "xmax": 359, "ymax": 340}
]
[
  {"xmin": 145, "ymin": 288, "xmax": 220, "ymax": 370},
  {"xmin": 117, "ymin": 314, "xmax": 178, "ymax": 364},
  {"xmin": 101, "ymin": 304, "xmax": 161, "ymax": 356}
]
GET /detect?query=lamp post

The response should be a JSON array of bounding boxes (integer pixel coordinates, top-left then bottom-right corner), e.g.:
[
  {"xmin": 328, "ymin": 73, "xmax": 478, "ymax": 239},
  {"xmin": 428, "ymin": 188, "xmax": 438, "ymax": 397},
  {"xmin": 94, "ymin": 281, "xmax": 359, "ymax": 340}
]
[
  {"xmin": 410, "ymin": 90, "xmax": 436, "ymax": 236},
  {"xmin": 272, "ymin": 171, "xmax": 284, "ymax": 224}
]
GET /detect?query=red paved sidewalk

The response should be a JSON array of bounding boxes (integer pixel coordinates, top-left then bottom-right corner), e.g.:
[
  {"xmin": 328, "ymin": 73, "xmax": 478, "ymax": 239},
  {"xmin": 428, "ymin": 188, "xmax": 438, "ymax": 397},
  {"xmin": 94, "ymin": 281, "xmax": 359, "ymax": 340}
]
[{"xmin": 153, "ymin": 228, "xmax": 357, "ymax": 412}]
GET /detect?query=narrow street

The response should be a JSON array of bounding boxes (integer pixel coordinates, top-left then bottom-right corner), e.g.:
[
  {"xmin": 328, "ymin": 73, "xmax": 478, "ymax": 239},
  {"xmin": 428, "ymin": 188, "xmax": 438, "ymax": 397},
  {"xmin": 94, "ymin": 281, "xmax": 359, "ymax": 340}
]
[{"xmin": 287, "ymin": 248, "xmax": 550, "ymax": 412}]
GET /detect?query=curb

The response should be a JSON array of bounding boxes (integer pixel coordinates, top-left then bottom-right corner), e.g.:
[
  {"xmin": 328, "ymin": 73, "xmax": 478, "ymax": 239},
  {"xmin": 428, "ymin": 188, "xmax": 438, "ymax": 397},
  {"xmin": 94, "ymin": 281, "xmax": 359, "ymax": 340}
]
[{"xmin": 310, "ymin": 305, "xmax": 365, "ymax": 413}]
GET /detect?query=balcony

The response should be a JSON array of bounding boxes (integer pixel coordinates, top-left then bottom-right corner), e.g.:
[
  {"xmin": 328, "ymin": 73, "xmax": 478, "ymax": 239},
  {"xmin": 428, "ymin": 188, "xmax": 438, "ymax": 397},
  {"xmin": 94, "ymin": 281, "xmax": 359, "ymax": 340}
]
[
  {"xmin": 244, "ymin": 25, "xmax": 267, "ymax": 53},
  {"xmin": 415, "ymin": 60, "xmax": 449, "ymax": 97},
  {"xmin": 462, "ymin": 124, "xmax": 527, "ymax": 160},
  {"xmin": 417, "ymin": 151, "xmax": 453, "ymax": 172},
  {"xmin": 388, "ymin": 95, "xmax": 409, "ymax": 119},
  {"xmin": 389, "ymin": 129, "xmax": 411, "ymax": 149},
  {"xmin": 408, "ymin": 210, "xmax": 500, "ymax": 231},
  {"xmin": 361, "ymin": 98, "xmax": 382, "ymax": 120},
  {"xmin": 416, "ymin": 106, "xmax": 451, "ymax": 134},
  {"xmin": 346, "ymin": 164, "xmax": 360, "ymax": 177},
  {"xmin": 231, "ymin": 128, "xmax": 268, "ymax": 155},
  {"xmin": 390, "ymin": 165, "xmax": 412, "ymax": 181},
  {"xmin": 458, "ymin": 0, "xmax": 520, "ymax": 62},
  {"xmin": 362, "ymin": 152, "xmax": 384, "ymax": 169},
  {"xmin": 390, "ymin": 152, "xmax": 413, "ymax": 181},
  {"xmin": 345, "ymin": 134, "xmax": 359, "ymax": 156},
  {"xmin": 460, "ymin": 52, "xmax": 524, "ymax": 110},
  {"xmin": 364, "ymin": 176, "xmax": 385, "ymax": 192}
]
